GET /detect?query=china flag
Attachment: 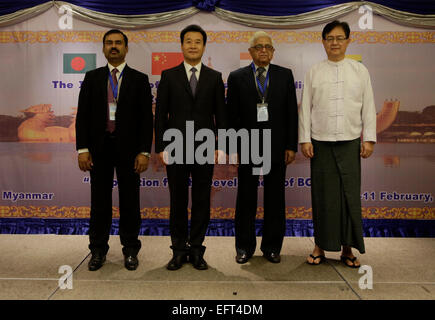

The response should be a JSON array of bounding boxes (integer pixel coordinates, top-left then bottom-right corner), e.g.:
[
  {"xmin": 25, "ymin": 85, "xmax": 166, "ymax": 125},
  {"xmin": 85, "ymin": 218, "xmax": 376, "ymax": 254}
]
[
  {"xmin": 63, "ymin": 53, "xmax": 96, "ymax": 74},
  {"xmin": 152, "ymin": 52, "xmax": 184, "ymax": 75}
]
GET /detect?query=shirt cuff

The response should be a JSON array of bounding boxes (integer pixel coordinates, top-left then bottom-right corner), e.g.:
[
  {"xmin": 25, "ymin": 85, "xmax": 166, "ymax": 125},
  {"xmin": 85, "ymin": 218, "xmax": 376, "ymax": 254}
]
[
  {"xmin": 78, "ymin": 148, "xmax": 89, "ymax": 154},
  {"xmin": 140, "ymin": 152, "xmax": 151, "ymax": 158}
]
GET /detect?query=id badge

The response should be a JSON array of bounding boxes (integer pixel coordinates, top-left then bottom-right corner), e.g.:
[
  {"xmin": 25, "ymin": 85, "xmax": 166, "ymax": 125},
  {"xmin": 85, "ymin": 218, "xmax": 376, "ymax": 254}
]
[
  {"xmin": 257, "ymin": 102, "xmax": 268, "ymax": 122},
  {"xmin": 109, "ymin": 102, "xmax": 117, "ymax": 121}
]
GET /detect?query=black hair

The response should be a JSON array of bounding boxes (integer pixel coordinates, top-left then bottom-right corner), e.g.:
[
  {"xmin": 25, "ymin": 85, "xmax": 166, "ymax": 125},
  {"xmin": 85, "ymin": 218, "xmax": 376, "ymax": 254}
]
[
  {"xmin": 322, "ymin": 20, "xmax": 350, "ymax": 40},
  {"xmin": 103, "ymin": 29, "xmax": 128, "ymax": 47},
  {"xmin": 180, "ymin": 24, "xmax": 207, "ymax": 45}
]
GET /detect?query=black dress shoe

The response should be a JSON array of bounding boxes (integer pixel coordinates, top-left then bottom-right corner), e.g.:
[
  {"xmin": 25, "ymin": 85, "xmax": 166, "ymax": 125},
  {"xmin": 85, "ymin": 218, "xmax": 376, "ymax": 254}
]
[
  {"xmin": 124, "ymin": 255, "xmax": 139, "ymax": 271},
  {"xmin": 167, "ymin": 255, "xmax": 188, "ymax": 271},
  {"xmin": 236, "ymin": 252, "xmax": 252, "ymax": 264},
  {"xmin": 263, "ymin": 252, "xmax": 281, "ymax": 263},
  {"xmin": 88, "ymin": 253, "xmax": 106, "ymax": 271},
  {"xmin": 190, "ymin": 255, "xmax": 208, "ymax": 270}
]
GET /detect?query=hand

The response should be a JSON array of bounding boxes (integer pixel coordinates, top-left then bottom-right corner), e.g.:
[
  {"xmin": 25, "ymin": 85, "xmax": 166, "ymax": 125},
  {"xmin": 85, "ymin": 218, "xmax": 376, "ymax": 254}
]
[
  {"xmin": 215, "ymin": 150, "xmax": 226, "ymax": 164},
  {"xmin": 360, "ymin": 141, "xmax": 375, "ymax": 158},
  {"xmin": 285, "ymin": 150, "xmax": 296, "ymax": 165},
  {"xmin": 159, "ymin": 151, "xmax": 169, "ymax": 166},
  {"xmin": 134, "ymin": 154, "xmax": 149, "ymax": 174},
  {"xmin": 229, "ymin": 153, "xmax": 239, "ymax": 167},
  {"xmin": 301, "ymin": 143, "xmax": 314, "ymax": 158},
  {"xmin": 78, "ymin": 152, "xmax": 93, "ymax": 171}
]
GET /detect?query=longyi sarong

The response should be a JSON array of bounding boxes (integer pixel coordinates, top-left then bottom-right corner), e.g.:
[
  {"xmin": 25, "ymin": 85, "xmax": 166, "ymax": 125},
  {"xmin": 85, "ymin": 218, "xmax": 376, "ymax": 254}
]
[{"xmin": 310, "ymin": 138, "xmax": 365, "ymax": 254}]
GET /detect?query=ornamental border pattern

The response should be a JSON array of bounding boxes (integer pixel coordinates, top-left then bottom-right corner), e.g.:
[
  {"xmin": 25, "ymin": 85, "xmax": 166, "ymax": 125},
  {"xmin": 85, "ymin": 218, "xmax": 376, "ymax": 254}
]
[
  {"xmin": 0, "ymin": 31, "xmax": 434, "ymax": 44},
  {"xmin": 0, "ymin": 206, "xmax": 433, "ymax": 220}
]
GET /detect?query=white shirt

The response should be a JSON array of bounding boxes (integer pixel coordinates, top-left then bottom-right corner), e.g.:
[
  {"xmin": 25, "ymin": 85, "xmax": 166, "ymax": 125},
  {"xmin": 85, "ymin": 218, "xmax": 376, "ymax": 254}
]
[
  {"xmin": 298, "ymin": 58, "xmax": 377, "ymax": 143},
  {"xmin": 184, "ymin": 61, "xmax": 202, "ymax": 81},
  {"xmin": 253, "ymin": 63, "xmax": 269, "ymax": 75},
  {"xmin": 108, "ymin": 61, "xmax": 126, "ymax": 97}
]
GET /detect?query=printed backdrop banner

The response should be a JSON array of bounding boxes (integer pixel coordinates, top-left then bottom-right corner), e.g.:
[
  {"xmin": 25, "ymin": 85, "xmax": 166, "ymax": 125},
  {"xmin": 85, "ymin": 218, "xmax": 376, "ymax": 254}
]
[{"xmin": 0, "ymin": 8, "xmax": 434, "ymax": 236}]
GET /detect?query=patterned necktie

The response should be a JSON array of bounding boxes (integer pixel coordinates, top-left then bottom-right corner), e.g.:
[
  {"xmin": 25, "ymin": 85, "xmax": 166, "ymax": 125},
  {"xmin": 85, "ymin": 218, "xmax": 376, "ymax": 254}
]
[
  {"xmin": 257, "ymin": 67, "xmax": 266, "ymax": 89},
  {"xmin": 107, "ymin": 68, "xmax": 118, "ymax": 133},
  {"xmin": 190, "ymin": 67, "xmax": 197, "ymax": 96},
  {"xmin": 108, "ymin": 68, "xmax": 119, "ymax": 102}
]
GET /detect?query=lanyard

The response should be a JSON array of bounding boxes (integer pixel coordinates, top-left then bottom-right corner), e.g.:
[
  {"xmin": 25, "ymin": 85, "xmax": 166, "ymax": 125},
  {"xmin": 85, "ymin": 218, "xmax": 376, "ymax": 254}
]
[
  {"xmin": 251, "ymin": 63, "xmax": 269, "ymax": 100},
  {"xmin": 108, "ymin": 68, "xmax": 124, "ymax": 101}
]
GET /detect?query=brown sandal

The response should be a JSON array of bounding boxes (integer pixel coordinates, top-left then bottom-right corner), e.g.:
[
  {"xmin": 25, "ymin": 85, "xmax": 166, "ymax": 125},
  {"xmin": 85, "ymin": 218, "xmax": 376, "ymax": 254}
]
[
  {"xmin": 340, "ymin": 255, "xmax": 360, "ymax": 268},
  {"xmin": 307, "ymin": 254, "xmax": 325, "ymax": 265}
]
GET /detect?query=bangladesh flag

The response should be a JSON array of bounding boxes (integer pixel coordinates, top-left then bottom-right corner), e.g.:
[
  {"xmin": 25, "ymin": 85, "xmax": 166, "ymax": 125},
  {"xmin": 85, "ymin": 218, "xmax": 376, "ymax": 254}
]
[{"xmin": 63, "ymin": 53, "xmax": 96, "ymax": 73}]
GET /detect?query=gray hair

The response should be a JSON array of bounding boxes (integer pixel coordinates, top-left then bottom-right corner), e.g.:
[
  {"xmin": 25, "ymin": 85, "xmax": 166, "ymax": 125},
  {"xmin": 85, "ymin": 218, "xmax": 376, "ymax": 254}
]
[{"xmin": 249, "ymin": 31, "xmax": 273, "ymax": 47}]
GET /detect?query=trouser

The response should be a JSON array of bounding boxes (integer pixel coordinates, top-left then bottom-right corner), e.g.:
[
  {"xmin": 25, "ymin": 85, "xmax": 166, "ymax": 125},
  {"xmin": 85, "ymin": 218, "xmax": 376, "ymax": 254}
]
[
  {"xmin": 88, "ymin": 134, "xmax": 142, "ymax": 256},
  {"xmin": 166, "ymin": 163, "xmax": 214, "ymax": 256},
  {"xmin": 235, "ymin": 164, "xmax": 287, "ymax": 255}
]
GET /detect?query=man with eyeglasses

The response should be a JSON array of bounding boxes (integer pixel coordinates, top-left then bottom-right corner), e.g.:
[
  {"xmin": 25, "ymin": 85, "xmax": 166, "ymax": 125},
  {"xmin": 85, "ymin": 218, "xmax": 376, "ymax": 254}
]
[
  {"xmin": 299, "ymin": 20, "xmax": 376, "ymax": 268},
  {"xmin": 227, "ymin": 31, "xmax": 298, "ymax": 264}
]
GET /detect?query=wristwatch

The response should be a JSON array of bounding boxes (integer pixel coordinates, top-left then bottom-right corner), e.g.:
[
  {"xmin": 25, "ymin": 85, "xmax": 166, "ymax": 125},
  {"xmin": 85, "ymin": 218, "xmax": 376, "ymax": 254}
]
[{"xmin": 141, "ymin": 152, "xmax": 151, "ymax": 158}]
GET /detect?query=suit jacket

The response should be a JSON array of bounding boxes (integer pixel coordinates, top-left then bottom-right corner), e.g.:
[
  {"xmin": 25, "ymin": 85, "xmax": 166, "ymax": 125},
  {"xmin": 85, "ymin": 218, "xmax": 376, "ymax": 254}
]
[
  {"xmin": 155, "ymin": 62, "xmax": 226, "ymax": 154},
  {"xmin": 76, "ymin": 64, "xmax": 153, "ymax": 158},
  {"xmin": 227, "ymin": 63, "xmax": 298, "ymax": 164}
]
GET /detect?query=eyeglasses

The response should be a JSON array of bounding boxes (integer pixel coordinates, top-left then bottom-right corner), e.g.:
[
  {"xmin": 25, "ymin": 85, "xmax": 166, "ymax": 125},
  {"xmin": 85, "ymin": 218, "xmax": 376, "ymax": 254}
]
[
  {"xmin": 251, "ymin": 44, "xmax": 274, "ymax": 51},
  {"xmin": 324, "ymin": 36, "xmax": 348, "ymax": 43}
]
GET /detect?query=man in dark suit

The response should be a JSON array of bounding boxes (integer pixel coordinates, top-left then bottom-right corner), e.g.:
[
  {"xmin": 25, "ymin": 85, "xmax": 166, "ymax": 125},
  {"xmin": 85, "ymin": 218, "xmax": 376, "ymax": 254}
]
[
  {"xmin": 76, "ymin": 29, "xmax": 153, "ymax": 271},
  {"xmin": 227, "ymin": 31, "xmax": 298, "ymax": 264},
  {"xmin": 155, "ymin": 25, "xmax": 226, "ymax": 271}
]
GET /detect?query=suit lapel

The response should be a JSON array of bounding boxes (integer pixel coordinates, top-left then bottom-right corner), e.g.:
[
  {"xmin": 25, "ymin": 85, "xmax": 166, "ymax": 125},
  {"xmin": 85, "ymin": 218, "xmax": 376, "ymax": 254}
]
[
  {"xmin": 243, "ymin": 65, "xmax": 259, "ymax": 101},
  {"xmin": 195, "ymin": 63, "xmax": 209, "ymax": 98},
  {"xmin": 265, "ymin": 64, "xmax": 275, "ymax": 104},
  {"xmin": 117, "ymin": 64, "xmax": 130, "ymax": 105},
  {"xmin": 175, "ymin": 63, "xmax": 193, "ymax": 98},
  {"xmin": 100, "ymin": 66, "xmax": 110, "ymax": 107}
]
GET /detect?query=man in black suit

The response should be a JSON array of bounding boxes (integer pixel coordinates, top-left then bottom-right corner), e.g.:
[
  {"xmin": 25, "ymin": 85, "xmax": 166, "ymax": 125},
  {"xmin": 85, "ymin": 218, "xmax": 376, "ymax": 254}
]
[
  {"xmin": 155, "ymin": 25, "xmax": 226, "ymax": 271},
  {"xmin": 76, "ymin": 29, "xmax": 153, "ymax": 271},
  {"xmin": 227, "ymin": 31, "xmax": 298, "ymax": 264}
]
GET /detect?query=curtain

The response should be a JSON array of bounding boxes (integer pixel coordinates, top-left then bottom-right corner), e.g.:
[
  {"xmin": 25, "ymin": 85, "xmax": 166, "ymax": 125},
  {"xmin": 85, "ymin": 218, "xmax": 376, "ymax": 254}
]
[
  {"xmin": 1, "ymin": 1, "xmax": 434, "ymax": 28},
  {"xmin": 2, "ymin": 218, "xmax": 434, "ymax": 237}
]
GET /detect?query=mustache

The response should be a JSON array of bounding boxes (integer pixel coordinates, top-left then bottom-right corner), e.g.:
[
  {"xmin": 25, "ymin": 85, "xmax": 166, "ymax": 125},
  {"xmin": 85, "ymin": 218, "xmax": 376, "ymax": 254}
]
[{"xmin": 110, "ymin": 48, "xmax": 119, "ymax": 53}]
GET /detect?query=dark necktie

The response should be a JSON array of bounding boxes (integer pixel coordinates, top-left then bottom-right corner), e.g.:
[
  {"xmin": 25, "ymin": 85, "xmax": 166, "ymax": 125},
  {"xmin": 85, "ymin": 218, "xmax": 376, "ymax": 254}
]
[
  {"xmin": 107, "ymin": 68, "xmax": 118, "ymax": 133},
  {"xmin": 190, "ymin": 67, "xmax": 197, "ymax": 96},
  {"xmin": 257, "ymin": 67, "xmax": 266, "ymax": 89}
]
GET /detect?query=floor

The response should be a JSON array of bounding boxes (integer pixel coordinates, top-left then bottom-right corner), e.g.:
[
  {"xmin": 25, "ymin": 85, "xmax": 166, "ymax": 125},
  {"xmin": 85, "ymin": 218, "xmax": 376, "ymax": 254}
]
[{"xmin": 0, "ymin": 235, "xmax": 434, "ymax": 300}]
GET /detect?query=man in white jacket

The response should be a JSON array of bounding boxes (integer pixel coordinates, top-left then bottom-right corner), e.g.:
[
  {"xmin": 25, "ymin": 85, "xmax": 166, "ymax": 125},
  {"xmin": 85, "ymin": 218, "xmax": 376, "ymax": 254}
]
[{"xmin": 299, "ymin": 20, "xmax": 376, "ymax": 268}]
